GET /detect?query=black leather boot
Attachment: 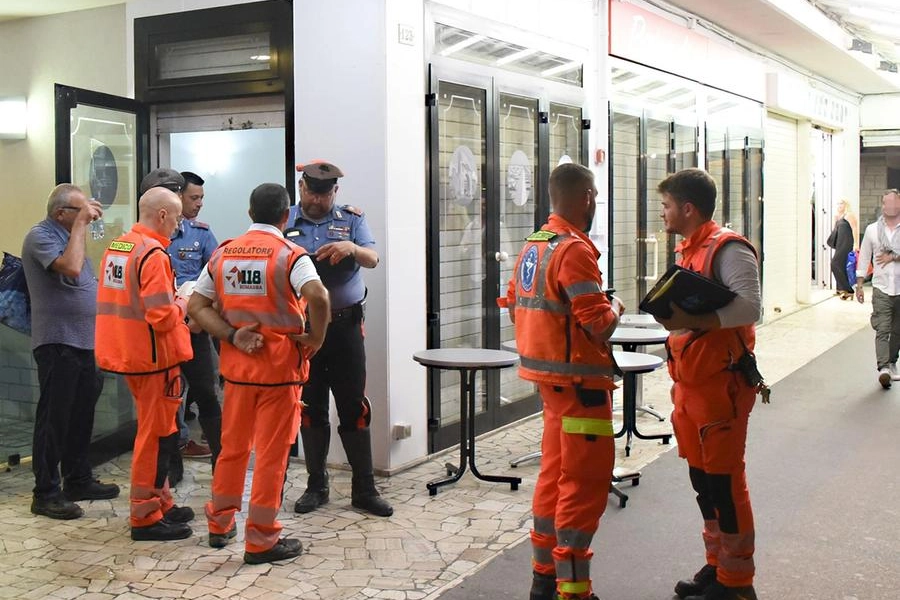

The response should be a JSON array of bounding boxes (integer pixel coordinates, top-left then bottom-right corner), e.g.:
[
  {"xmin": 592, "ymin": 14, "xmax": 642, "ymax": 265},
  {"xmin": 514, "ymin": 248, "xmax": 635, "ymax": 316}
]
[
  {"xmin": 529, "ymin": 571, "xmax": 556, "ymax": 600},
  {"xmin": 198, "ymin": 416, "xmax": 222, "ymax": 472},
  {"xmin": 675, "ymin": 564, "xmax": 717, "ymax": 599},
  {"xmin": 293, "ymin": 426, "xmax": 330, "ymax": 513},
  {"xmin": 339, "ymin": 429, "xmax": 393, "ymax": 517}
]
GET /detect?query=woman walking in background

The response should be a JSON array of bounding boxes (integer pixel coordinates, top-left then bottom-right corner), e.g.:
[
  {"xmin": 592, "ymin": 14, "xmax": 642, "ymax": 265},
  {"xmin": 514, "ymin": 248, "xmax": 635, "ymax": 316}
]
[{"xmin": 828, "ymin": 199, "xmax": 858, "ymax": 299}]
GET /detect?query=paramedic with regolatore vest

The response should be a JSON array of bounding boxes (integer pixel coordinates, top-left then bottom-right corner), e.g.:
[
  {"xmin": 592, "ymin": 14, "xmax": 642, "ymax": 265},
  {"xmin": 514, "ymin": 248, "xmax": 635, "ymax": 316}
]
[{"xmin": 188, "ymin": 182, "xmax": 330, "ymax": 565}]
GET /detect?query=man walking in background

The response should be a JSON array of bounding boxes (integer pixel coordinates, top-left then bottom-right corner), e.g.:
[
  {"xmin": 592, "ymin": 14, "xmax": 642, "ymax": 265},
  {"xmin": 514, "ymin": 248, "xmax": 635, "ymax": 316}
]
[{"xmin": 856, "ymin": 188, "xmax": 900, "ymax": 389}]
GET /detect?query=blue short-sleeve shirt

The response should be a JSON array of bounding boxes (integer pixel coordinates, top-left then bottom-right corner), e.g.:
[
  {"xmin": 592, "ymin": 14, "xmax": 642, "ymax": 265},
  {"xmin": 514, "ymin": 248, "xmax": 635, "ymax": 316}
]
[
  {"xmin": 285, "ymin": 204, "xmax": 375, "ymax": 309},
  {"xmin": 21, "ymin": 219, "xmax": 97, "ymax": 350},
  {"xmin": 167, "ymin": 219, "xmax": 218, "ymax": 285}
]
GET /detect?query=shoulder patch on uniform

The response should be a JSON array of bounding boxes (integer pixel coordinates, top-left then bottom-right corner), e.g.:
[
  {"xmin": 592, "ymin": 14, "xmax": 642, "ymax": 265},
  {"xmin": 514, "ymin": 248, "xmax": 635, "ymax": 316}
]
[
  {"xmin": 341, "ymin": 204, "xmax": 364, "ymax": 216},
  {"xmin": 189, "ymin": 220, "xmax": 209, "ymax": 229},
  {"xmin": 526, "ymin": 230, "xmax": 557, "ymax": 242},
  {"xmin": 109, "ymin": 241, "xmax": 135, "ymax": 252}
]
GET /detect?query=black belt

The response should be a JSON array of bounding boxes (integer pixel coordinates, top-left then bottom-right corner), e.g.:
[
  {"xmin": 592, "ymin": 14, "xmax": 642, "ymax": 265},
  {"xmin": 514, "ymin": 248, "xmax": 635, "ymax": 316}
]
[{"xmin": 331, "ymin": 301, "xmax": 364, "ymax": 321}]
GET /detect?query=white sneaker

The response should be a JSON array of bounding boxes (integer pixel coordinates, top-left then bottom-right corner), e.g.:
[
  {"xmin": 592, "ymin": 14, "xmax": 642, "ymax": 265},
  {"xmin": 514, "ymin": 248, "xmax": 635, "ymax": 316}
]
[
  {"xmin": 879, "ymin": 368, "xmax": 892, "ymax": 389},
  {"xmin": 891, "ymin": 364, "xmax": 900, "ymax": 382}
]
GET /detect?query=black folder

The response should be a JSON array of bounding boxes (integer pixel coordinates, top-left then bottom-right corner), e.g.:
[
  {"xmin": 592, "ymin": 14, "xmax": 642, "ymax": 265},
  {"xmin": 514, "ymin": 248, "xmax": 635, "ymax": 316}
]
[{"xmin": 639, "ymin": 264, "xmax": 736, "ymax": 319}]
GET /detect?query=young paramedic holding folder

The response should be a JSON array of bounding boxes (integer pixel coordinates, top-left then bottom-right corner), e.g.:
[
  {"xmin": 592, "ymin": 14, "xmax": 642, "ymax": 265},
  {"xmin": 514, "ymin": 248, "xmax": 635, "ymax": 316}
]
[{"xmin": 655, "ymin": 168, "xmax": 762, "ymax": 600}]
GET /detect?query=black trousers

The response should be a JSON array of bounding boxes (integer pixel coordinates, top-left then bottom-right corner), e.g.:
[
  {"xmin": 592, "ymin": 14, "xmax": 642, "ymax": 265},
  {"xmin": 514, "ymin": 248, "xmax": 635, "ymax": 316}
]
[
  {"xmin": 180, "ymin": 331, "xmax": 222, "ymax": 421},
  {"xmin": 31, "ymin": 344, "xmax": 103, "ymax": 500},
  {"xmin": 301, "ymin": 312, "xmax": 369, "ymax": 431}
]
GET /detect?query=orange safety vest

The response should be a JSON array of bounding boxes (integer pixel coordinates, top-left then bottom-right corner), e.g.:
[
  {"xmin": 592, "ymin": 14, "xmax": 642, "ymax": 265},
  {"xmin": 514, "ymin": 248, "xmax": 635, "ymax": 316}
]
[
  {"xmin": 208, "ymin": 229, "xmax": 309, "ymax": 386},
  {"xmin": 95, "ymin": 227, "xmax": 192, "ymax": 374},
  {"xmin": 667, "ymin": 221, "xmax": 757, "ymax": 385},
  {"xmin": 508, "ymin": 228, "xmax": 617, "ymax": 389}
]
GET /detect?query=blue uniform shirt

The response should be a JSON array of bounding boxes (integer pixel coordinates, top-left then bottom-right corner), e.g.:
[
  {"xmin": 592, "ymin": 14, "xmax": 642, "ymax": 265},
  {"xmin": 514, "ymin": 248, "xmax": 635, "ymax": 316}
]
[
  {"xmin": 286, "ymin": 204, "xmax": 375, "ymax": 310},
  {"xmin": 167, "ymin": 219, "xmax": 218, "ymax": 285}
]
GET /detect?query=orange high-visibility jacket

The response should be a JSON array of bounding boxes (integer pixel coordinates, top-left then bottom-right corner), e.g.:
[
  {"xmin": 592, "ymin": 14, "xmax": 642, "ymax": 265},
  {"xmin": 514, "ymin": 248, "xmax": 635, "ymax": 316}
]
[
  {"xmin": 501, "ymin": 216, "xmax": 617, "ymax": 389},
  {"xmin": 95, "ymin": 224, "xmax": 192, "ymax": 374},
  {"xmin": 667, "ymin": 220, "xmax": 757, "ymax": 385},
  {"xmin": 208, "ymin": 229, "xmax": 309, "ymax": 386}
]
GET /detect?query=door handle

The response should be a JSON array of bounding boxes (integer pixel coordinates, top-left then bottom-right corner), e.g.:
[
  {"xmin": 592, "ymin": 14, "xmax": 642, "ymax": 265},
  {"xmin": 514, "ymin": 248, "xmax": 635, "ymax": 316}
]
[
  {"xmin": 637, "ymin": 236, "xmax": 659, "ymax": 281},
  {"xmin": 495, "ymin": 251, "xmax": 509, "ymax": 263}
]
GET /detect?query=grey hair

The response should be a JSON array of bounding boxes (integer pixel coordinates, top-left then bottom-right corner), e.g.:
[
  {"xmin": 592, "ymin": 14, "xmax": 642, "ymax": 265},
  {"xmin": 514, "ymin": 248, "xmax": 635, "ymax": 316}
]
[{"xmin": 46, "ymin": 184, "xmax": 83, "ymax": 216}]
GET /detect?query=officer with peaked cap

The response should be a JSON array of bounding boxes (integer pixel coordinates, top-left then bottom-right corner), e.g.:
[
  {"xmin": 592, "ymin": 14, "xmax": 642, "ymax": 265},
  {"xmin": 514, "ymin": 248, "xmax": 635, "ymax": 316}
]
[{"xmin": 284, "ymin": 160, "xmax": 392, "ymax": 517}]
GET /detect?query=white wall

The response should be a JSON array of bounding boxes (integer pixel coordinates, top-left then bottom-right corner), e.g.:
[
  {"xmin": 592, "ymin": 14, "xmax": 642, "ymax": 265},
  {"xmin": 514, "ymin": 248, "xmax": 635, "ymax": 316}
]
[
  {"xmin": 0, "ymin": 5, "xmax": 128, "ymax": 255},
  {"xmin": 861, "ymin": 94, "xmax": 900, "ymax": 130},
  {"xmin": 294, "ymin": 0, "xmax": 427, "ymax": 472}
]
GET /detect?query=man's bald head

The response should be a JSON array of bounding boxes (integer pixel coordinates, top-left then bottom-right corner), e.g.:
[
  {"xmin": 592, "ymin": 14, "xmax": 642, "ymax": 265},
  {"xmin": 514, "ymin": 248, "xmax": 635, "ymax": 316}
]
[{"xmin": 138, "ymin": 187, "xmax": 183, "ymax": 237}]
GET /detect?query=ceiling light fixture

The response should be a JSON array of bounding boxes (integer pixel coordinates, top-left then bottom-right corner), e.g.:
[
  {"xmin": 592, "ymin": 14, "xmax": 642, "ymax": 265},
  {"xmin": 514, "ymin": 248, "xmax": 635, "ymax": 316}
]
[
  {"xmin": 439, "ymin": 34, "xmax": 485, "ymax": 57},
  {"xmin": 541, "ymin": 60, "xmax": 581, "ymax": 78},
  {"xmin": 495, "ymin": 48, "xmax": 538, "ymax": 66}
]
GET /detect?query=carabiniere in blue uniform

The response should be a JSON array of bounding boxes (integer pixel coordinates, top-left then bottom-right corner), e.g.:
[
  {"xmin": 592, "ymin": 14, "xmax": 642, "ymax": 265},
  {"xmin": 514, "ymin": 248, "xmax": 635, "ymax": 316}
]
[
  {"xmin": 168, "ymin": 219, "xmax": 218, "ymax": 285},
  {"xmin": 283, "ymin": 157, "xmax": 392, "ymax": 518}
]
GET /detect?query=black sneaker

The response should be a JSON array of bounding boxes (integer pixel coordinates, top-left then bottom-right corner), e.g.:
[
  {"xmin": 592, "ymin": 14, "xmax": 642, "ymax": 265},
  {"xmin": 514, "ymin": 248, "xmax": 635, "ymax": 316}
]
[
  {"xmin": 675, "ymin": 564, "xmax": 717, "ymax": 598},
  {"xmin": 64, "ymin": 479, "xmax": 120, "ymax": 501},
  {"xmin": 209, "ymin": 524, "xmax": 237, "ymax": 548},
  {"xmin": 31, "ymin": 497, "xmax": 83, "ymax": 520},
  {"xmin": 164, "ymin": 505, "xmax": 195, "ymax": 523},
  {"xmin": 131, "ymin": 518, "xmax": 193, "ymax": 541},
  {"xmin": 685, "ymin": 581, "xmax": 757, "ymax": 600},
  {"xmin": 293, "ymin": 489, "xmax": 329, "ymax": 514},
  {"xmin": 243, "ymin": 538, "xmax": 303, "ymax": 564}
]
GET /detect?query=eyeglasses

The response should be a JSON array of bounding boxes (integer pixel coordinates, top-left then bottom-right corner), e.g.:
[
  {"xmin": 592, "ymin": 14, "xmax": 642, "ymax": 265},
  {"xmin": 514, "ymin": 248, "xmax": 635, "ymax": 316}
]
[{"xmin": 58, "ymin": 206, "xmax": 80, "ymax": 211}]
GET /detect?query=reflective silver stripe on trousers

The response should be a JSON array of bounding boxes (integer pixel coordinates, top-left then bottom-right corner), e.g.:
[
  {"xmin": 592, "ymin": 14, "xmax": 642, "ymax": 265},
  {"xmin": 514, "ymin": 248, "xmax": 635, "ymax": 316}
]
[{"xmin": 519, "ymin": 355, "xmax": 616, "ymax": 377}]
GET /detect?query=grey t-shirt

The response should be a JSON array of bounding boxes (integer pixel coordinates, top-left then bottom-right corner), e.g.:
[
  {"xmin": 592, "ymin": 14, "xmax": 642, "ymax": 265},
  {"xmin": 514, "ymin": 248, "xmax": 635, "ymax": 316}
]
[{"xmin": 21, "ymin": 218, "xmax": 97, "ymax": 350}]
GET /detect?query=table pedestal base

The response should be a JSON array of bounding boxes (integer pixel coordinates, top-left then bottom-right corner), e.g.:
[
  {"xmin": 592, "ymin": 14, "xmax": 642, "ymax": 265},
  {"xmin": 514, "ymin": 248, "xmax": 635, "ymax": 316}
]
[{"xmin": 427, "ymin": 368, "xmax": 522, "ymax": 496}]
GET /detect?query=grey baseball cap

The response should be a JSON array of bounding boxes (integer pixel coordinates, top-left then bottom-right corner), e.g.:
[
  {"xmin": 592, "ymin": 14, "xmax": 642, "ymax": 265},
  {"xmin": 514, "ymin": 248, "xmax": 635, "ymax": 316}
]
[{"xmin": 139, "ymin": 168, "xmax": 185, "ymax": 195}]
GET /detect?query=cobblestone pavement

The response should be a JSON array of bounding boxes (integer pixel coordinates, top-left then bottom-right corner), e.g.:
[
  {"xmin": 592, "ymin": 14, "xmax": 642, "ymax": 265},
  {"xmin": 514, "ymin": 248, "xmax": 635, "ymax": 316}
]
[{"xmin": 0, "ymin": 296, "xmax": 871, "ymax": 599}]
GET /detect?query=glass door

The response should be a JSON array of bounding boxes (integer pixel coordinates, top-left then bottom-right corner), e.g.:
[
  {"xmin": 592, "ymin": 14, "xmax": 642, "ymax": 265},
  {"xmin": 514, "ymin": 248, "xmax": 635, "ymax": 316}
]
[
  {"xmin": 428, "ymin": 79, "xmax": 488, "ymax": 450},
  {"xmin": 54, "ymin": 83, "xmax": 149, "ymax": 458},
  {"xmin": 496, "ymin": 91, "xmax": 540, "ymax": 423},
  {"xmin": 610, "ymin": 108, "xmax": 641, "ymax": 310},
  {"xmin": 427, "ymin": 73, "xmax": 554, "ymax": 450}
]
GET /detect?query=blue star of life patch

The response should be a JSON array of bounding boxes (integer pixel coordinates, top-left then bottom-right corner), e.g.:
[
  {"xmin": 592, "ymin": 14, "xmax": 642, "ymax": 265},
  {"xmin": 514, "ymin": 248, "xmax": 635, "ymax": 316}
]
[{"xmin": 519, "ymin": 245, "xmax": 539, "ymax": 292}]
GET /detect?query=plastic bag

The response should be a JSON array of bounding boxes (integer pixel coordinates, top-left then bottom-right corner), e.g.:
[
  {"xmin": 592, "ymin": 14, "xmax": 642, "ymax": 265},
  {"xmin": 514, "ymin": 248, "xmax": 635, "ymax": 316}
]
[
  {"xmin": 0, "ymin": 252, "xmax": 31, "ymax": 335},
  {"xmin": 846, "ymin": 250, "xmax": 857, "ymax": 286}
]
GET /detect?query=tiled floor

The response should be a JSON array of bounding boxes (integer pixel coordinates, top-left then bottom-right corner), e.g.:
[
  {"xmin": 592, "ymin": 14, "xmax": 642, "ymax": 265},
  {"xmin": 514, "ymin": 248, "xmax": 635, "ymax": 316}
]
[{"xmin": 0, "ymin": 295, "xmax": 871, "ymax": 600}]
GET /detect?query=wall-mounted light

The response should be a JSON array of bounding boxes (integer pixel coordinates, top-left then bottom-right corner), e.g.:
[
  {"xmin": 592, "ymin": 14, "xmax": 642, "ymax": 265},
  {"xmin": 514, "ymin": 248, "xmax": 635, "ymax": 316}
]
[{"xmin": 0, "ymin": 97, "xmax": 27, "ymax": 140}]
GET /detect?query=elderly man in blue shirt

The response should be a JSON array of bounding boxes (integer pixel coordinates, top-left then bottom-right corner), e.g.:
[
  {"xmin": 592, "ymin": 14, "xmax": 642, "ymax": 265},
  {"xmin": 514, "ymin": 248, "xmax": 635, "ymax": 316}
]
[{"xmin": 284, "ymin": 160, "xmax": 392, "ymax": 517}]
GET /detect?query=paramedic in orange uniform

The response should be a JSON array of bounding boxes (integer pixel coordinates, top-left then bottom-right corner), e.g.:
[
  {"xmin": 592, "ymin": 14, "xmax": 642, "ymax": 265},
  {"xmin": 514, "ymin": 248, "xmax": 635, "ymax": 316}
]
[
  {"xmin": 499, "ymin": 163, "xmax": 623, "ymax": 600},
  {"xmin": 655, "ymin": 168, "xmax": 762, "ymax": 600},
  {"xmin": 95, "ymin": 186, "xmax": 195, "ymax": 541},
  {"xmin": 187, "ymin": 183, "xmax": 330, "ymax": 565}
]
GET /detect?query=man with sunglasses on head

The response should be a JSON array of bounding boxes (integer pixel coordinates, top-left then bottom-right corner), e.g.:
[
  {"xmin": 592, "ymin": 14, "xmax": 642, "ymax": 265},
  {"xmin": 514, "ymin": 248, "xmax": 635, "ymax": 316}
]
[
  {"xmin": 95, "ymin": 173, "xmax": 195, "ymax": 541},
  {"xmin": 283, "ymin": 160, "xmax": 392, "ymax": 517},
  {"xmin": 164, "ymin": 171, "xmax": 222, "ymax": 476},
  {"xmin": 22, "ymin": 184, "xmax": 120, "ymax": 520}
]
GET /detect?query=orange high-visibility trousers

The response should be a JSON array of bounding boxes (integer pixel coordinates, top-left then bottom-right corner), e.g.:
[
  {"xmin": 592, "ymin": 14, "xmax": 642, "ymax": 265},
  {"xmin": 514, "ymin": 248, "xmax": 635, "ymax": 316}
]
[
  {"xmin": 531, "ymin": 384, "xmax": 615, "ymax": 600},
  {"xmin": 671, "ymin": 371, "xmax": 756, "ymax": 588},
  {"xmin": 206, "ymin": 382, "xmax": 301, "ymax": 553},
  {"xmin": 125, "ymin": 369, "xmax": 182, "ymax": 527}
]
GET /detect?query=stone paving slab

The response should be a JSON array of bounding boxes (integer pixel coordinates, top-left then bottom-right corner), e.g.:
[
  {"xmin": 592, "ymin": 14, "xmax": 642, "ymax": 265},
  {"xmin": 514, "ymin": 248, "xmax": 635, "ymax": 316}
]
[{"xmin": 0, "ymin": 296, "xmax": 871, "ymax": 599}]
